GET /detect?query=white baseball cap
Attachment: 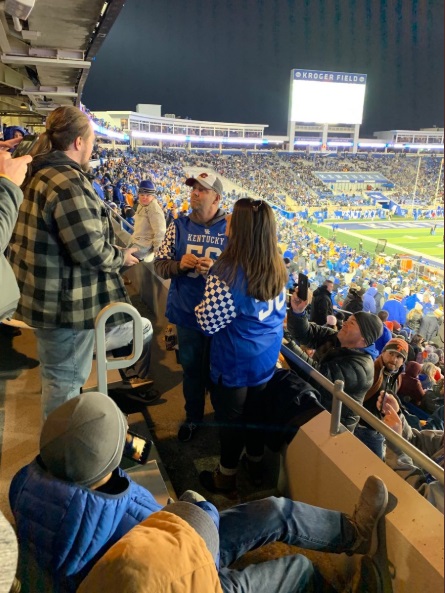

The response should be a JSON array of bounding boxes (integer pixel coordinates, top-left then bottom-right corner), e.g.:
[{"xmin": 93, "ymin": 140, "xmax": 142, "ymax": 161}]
[{"xmin": 185, "ymin": 172, "xmax": 223, "ymax": 195}]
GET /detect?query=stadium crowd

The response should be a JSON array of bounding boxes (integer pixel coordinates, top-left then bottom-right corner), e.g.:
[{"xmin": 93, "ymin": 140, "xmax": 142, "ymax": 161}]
[{"xmin": 1, "ymin": 110, "xmax": 444, "ymax": 593}]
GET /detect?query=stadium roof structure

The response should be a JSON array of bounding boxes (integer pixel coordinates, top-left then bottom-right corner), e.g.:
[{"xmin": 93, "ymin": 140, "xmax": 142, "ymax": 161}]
[{"xmin": 0, "ymin": 0, "xmax": 125, "ymax": 122}]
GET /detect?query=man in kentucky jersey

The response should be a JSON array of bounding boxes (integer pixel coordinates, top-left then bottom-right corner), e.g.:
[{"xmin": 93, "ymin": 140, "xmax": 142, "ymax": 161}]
[{"xmin": 155, "ymin": 172, "xmax": 227, "ymax": 442}]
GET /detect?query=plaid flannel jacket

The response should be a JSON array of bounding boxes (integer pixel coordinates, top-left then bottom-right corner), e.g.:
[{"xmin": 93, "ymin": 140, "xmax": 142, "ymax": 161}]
[{"xmin": 9, "ymin": 151, "xmax": 131, "ymax": 329}]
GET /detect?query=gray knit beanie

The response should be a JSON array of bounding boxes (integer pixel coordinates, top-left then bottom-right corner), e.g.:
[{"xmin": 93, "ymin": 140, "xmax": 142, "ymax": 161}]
[
  {"xmin": 354, "ymin": 311, "xmax": 384, "ymax": 346},
  {"xmin": 161, "ymin": 501, "xmax": 219, "ymax": 562},
  {"xmin": 40, "ymin": 392, "xmax": 127, "ymax": 488}
]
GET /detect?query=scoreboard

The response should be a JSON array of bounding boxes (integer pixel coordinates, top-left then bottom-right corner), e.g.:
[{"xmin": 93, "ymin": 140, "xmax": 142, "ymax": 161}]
[{"xmin": 290, "ymin": 69, "xmax": 367, "ymax": 125}]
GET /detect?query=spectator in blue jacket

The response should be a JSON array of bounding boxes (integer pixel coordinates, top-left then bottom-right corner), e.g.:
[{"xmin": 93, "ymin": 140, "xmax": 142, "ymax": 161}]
[
  {"xmin": 10, "ymin": 392, "xmax": 389, "ymax": 593},
  {"xmin": 363, "ymin": 286, "xmax": 378, "ymax": 314},
  {"xmin": 382, "ymin": 295, "xmax": 407, "ymax": 326}
]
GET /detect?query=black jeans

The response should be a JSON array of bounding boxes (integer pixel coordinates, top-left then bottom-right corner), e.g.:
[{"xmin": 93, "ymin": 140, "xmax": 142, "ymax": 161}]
[
  {"xmin": 176, "ymin": 325, "xmax": 210, "ymax": 423},
  {"xmin": 211, "ymin": 381, "xmax": 268, "ymax": 470}
]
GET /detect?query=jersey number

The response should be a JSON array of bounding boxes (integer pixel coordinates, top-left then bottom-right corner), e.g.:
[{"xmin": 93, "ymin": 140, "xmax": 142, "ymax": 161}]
[
  {"xmin": 257, "ymin": 289, "xmax": 287, "ymax": 321},
  {"xmin": 186, "ymin": 245, "xmax": 222, "ymax": 278}
]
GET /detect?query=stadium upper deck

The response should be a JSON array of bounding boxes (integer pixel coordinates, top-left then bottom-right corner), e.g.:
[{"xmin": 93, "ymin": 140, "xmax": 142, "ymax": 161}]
[{"xmin": 92, "ymin": 108, "xmax": 444, "ymax": 154}]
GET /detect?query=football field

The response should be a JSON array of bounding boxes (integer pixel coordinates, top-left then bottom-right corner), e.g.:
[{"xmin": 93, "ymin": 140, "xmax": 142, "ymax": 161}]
[{"xmin": 318, "ymin": 220, "xmax": 444, "ymax": 262}]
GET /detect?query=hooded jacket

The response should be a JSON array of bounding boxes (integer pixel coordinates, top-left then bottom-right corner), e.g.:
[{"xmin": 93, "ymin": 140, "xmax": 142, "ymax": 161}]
[
  {"xmin": 374, "ymin": 284, "xmax": 385, "ymax": 313},
  {"xmin": 419, "ymin": 311, "xmax": 441, "ymax": 342},
  {"xmin": 342, "ymin": 289, "xmax": 364, "ymax": 314},
  {"xmin": 406, "ymin": 306, "xmax": 423, "ymax": 333},
  {"xmin": 357, "ymin": 355, "xmax": 404, "ymax": 431},
  {"xmin": 287, "ymin": 311, "xmax": 375, "ymax": 431},
  {"xmin": 382, "ymin": 298, "xmax": 407, "ymax": 325},
  {"xmin": 385, "ymin": 413, "xmax": 444, "ymax": 514},
  {"xmin": 363, "ymin": 287, "xmax": 377, "ymax": 314},
  {"xmin": 154, "ymin": 209, "xmax": 227, "ymax": 330},
  {"xmin": 9, "ymin": 151, "xmax": 130, "ymax": 329},
  {"xmin": 9, "ymin": 460, "xmax": 161, "ymax": 592},
  {"xmin": 399, "ymin": 361, "xmax": 425, "ymax": 406},
  {"xmin": 77, "ymin": 512, "xmax": 223, "ymax": 593},
  {"xmin": 3, "ymin": 126, "xmax": 26, "ymax": 141},
  {"xmin": 309, "ymin": 284, "xmax": 333, "ymax": 325}
]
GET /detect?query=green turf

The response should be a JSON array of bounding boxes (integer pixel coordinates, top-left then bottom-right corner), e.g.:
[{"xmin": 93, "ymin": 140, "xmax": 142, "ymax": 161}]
[{"xmin": 315, "ymin": 223, "xmax": 444, "ymax": 260}]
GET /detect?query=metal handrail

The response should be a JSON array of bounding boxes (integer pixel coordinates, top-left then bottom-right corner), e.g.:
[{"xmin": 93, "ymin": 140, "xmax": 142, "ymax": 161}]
[
  {"xmin": 281, "ymin": 342, "xmax": 444, "ymax": 486},
  {"xmin": 103, "ymin": 200, "xmax": 135, "ymax": 234},
  {"xmin": 95, "ymin": 303, "xmax": 144, "ymax": 395}
]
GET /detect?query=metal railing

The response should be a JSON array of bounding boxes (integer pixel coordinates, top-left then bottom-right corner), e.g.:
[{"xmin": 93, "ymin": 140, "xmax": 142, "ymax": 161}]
[
  {"xmin": 281, "ymin": 342, "xmax": 444, "ymax": 486},
  {"xmin": 95, "ymin": 303, "xmax": 144, "ymax": 395},
  {"xmin": 103, "ymin": 200, "xmax": 135, "ymax": 234}
]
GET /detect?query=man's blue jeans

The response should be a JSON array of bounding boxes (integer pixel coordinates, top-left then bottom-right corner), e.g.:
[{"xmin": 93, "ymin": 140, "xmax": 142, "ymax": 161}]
[
  {"xmin": 354, "ymin": 425, "xmax": 385, "ymax": 460},
  {"xmin": 218, "ymin": 497, "xmax": 357, "ymax": 593},
  {"xmin": 35, "ymin": 328, "xmax": 95, "ymax": 418},
  {"xmin": 176, "ymin": 325, "xmax": 209, "ymax": 423}
]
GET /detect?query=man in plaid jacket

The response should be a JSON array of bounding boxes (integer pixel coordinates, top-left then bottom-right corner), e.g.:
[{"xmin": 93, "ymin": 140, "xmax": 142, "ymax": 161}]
[{"xmin": 9, "ymin": 106, "xmax": 140, "ymax": 417}]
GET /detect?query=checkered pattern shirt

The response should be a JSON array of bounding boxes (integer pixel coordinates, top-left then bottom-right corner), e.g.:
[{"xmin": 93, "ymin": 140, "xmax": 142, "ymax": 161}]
[
  {"xmin": 9, "ymin": 152, "xmax": 130, "ymax": 329},
  {"xmin": 195, "ymin": 274, "xmax": 236, "ymax": 334}
]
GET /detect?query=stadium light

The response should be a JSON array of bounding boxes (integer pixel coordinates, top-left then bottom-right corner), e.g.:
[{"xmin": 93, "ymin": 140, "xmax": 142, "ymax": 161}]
[
  {"xmin": 327, "ymin": 142, "xmax": 353, "ymax": 147},
  {"xmin": 131, "ymin": 130, "xmax": 264, "ymax": 145},
  {"xmin": 131, "ymin": 131, "xmax": 186, "ymax": 141},
  {"xmin": 91, "ymin": 121, "xmax": 129, "ymax": 140},
  {"xmin": 392, "ymin": 142, "xmax": 444, "ymax": 151},
  {"xmin": 294, "ymin": 140, "xmax": 321, "ymax": 146},
  {"xmin": 358, "ymin": 142, "xmax": 386, "ymax": 148}
]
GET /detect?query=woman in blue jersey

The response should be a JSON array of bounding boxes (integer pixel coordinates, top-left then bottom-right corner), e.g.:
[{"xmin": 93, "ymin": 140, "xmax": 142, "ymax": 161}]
[{"xmin": 195, "ymin": 198, "xmax": 287, "ymax": 496}]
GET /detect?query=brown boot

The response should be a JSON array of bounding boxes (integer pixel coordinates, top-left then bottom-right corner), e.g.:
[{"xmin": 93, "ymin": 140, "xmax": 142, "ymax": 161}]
[{"xmin": 199, "ymin": 466, "xmax": 238, "ymax": 499}]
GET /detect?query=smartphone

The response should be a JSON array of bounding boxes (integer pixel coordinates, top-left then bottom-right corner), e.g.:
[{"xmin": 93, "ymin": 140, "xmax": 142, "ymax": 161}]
[
  {"xmin": 379, "ymin": 389, "xmax": 390, "ymax": 418},
  {"xmin": 12, "ymin": 134, "xmax": 39, "ymax": 158},
  {"xmin": 123, "ymin": 430, "xmax": 152, "ymax": 464},
  {"xmin": 129, "ymin": 245, "xmax": 152, "ymax": 261},
  {"xmin": 297, "ymin": 273, "xmax": 309, "ymax": 301}
]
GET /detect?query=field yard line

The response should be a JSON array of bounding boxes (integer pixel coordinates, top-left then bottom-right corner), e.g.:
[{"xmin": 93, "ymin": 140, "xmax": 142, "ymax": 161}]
[{"xmin": 320, "ymin": 224, "xmax": 443, "ymax": 265}]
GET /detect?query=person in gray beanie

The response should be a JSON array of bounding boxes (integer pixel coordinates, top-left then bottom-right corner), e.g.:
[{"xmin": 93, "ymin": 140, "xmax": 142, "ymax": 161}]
[
  {"xmin": 9, "ymin": 391, "xmax": 162, "ymax": 592},
  {"xmin": 39, "ymin": 390, "xmax": 127, "ymax": 487},
  {"xmin": 10, "ymin": 394, "xmax": 390, "ymax": 593},
  {"xmin": 354, "ymin": 311, "xmax": 385, "ymax": 347},
  {"xmin": 287, "ymin": 290, "xmax": 382, "ymax": 431}
]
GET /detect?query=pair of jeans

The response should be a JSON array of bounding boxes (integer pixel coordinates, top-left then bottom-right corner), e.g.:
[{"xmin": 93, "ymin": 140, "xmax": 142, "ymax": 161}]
[
  {"xmin": 176, "ymin": 325, "xmax": 210, "ymax": 423},
  {"xmin": 35, "ymin": 328, "xmax": 95, "ymax": 418},
  {"xmin": 101, "ymin": 318, "xmax": 153, "ymax": 380},
  {"xmin": 211, "ymin": 381, "xmax": 268, "ymax": 470},
  {"xmin": 218, "ymin": 496, "xmax": 357, "ymax": 593},
  {"xmin": 354, "ymin": 425, "xmax": 386, "ymax": 460}
]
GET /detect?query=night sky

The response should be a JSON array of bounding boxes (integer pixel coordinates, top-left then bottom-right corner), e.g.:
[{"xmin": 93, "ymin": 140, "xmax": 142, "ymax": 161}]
[{"xmin": 83, "ymin": 0, "xmax": 444, "ymax": 136}]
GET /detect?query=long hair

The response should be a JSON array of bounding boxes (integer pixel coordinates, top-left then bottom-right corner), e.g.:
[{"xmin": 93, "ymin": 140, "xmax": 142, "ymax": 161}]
[
  {"xmin": 29, "ymin": 106, "xmax": 92, "ymax": 159},
  {"xmin": 422, "ymin": 362, "xmax": 437, "ymax": 383},
  {"xmin": 23, "ymin": 106, "xmax": 92, "ymax": 187},
  {"xmin": 213, "ymin": 198, "xmax": 287, "ymax": 301}
]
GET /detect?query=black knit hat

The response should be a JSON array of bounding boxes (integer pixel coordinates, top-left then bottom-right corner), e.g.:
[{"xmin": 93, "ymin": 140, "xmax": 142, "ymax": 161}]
[{"xmin": 354, "ymin": 312, "xmax": 383, "ymax": 346}]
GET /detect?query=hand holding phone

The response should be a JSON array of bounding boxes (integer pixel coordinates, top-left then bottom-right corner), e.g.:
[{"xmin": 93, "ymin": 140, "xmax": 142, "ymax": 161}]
[
  {"xmin": 297, "ymin": 273, "xmax": 309, "ymax": 301},
  {"xmin": 123, "ymin": 430, "xmax": 152, "ymax": 464},
  {"xmin": 0, "ymin": 151, "xmax": 32, "ymax": 186},
  {"xmin": 12, "ymin": 134, "xmax": 39, "ymax": 158},
  {"xmin": 130, "ymin": 245, "xmax": 152, "ymax": 261}
]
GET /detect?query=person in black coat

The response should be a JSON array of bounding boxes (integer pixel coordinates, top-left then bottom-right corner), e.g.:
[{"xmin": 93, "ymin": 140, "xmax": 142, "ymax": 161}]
[
  {"xmin": 342, "ymin": 285, "xmax": 365, "ymax": 314},
  {"xmin": 287, "ymin": 293, "xmax": 383, "ymax": 432},
  {"xmin": 309, "ymin": 280, "xmax": 334, "ymax": 325}
]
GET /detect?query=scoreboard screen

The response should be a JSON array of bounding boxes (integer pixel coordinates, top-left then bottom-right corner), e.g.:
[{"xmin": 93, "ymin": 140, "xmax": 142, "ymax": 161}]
[{"xmin": 290, "ymin": 69, "xmax": 367, "ymax": 125}]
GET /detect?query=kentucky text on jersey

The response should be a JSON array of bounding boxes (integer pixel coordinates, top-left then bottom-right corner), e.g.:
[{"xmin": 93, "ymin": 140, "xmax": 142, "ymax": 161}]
[{"xmin": 187, "ymin": 233, "xmax": 226, "ymax": 245}]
